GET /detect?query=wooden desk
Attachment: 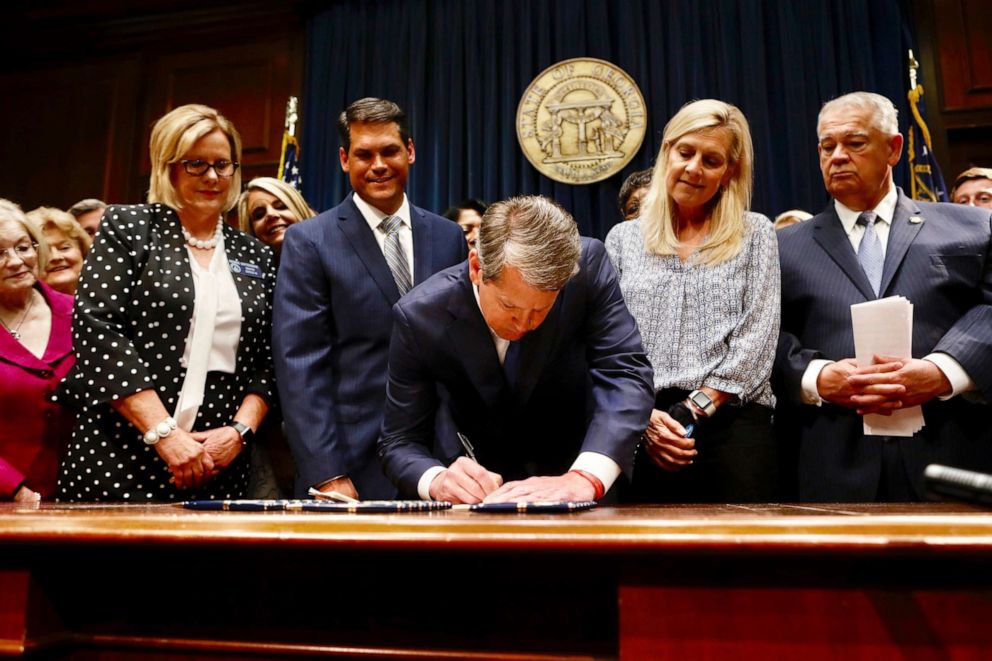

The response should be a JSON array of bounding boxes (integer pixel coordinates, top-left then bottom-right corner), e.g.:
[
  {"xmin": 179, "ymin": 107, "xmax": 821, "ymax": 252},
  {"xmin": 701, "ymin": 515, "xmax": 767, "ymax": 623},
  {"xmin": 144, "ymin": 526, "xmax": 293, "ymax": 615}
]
[{"xmin": 1, "ymin": 502, "xmax": 991, "ymax": 660}]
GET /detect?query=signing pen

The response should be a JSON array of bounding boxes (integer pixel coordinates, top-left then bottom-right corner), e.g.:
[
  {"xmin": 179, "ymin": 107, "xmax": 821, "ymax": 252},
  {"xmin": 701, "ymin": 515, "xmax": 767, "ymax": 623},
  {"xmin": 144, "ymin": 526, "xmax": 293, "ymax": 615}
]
[{"xmin": 456, "ymin": 432, "xmax": 478, "ymax": 462}]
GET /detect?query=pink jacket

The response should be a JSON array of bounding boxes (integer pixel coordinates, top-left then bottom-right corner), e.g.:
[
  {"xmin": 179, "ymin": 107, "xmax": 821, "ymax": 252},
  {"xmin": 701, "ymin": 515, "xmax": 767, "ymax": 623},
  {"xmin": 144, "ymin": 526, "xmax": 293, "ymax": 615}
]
[{"xmin": 0, "ymin": 282, "xmax": 76, "ymax": 499}]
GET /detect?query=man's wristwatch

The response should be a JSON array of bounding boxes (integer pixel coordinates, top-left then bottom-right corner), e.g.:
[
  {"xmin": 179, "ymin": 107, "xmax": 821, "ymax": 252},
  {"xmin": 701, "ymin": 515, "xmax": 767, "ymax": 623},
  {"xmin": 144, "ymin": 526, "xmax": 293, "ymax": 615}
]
[
  {"xmin": 687, "ymin": 390, "xmax": 717, "ymax": 417},
  {"xmin": 143, "ymin": 416, "xmax": 178, "ymax": 445},
  {"xmin": 229, "ymin": 421, "xmax": 254, "ymax": 445}
]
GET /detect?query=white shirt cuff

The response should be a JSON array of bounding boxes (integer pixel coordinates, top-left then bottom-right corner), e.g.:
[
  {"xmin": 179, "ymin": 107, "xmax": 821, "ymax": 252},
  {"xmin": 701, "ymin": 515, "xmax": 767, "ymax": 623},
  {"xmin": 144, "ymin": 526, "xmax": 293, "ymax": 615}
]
[
  {"xmin": 924, "ymin": 352, "xmax": 975, "ymax": 400},
  {"xmin": 569, "ymin": 452, "xmax": 622, "ymax": 494},
  {"xmin": 417, "ymin": 466, "xmax": 448, "ymax": 500},
  {"xmin": 801, "ymin": 359, "xmax": 833, "ymax": 406}
]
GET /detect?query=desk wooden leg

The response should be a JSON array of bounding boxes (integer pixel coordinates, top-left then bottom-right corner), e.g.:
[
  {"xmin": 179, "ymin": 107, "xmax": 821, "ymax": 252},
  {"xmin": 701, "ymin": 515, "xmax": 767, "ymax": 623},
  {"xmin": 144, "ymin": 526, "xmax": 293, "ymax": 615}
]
[
  {"xmin": 0, "ymin": 570, "xmax": 31, "ymax": 656},
  {"xmin": 0, "ymin": 569, "xmax": 65, "ymax": 657},
  {"xmin": 619, "ymin": 585, "xmax": 992, "ymax": 660}
]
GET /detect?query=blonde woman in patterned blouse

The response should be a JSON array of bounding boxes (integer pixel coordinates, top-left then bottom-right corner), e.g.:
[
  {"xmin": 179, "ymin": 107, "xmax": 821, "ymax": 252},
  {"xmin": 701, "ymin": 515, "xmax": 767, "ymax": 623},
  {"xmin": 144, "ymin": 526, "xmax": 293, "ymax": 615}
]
[
  {"xmin": 56, "ymin": 104, "xmax": 276, "ymax": 502},
  {"xmin": 606, "ymin": 99, "xmax": 781, "ymax": 503}
]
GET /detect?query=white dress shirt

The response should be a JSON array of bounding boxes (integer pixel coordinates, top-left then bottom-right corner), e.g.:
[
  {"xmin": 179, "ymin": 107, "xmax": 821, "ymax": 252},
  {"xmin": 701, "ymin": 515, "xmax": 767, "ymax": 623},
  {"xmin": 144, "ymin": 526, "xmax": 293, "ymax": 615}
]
[
  {"xmin": 416, "ymin": 283, "xmax": 622, "ymax": 499},
  {"xmin": 353, "ymin": 193, "xmax": 415, "ymax": 284}
]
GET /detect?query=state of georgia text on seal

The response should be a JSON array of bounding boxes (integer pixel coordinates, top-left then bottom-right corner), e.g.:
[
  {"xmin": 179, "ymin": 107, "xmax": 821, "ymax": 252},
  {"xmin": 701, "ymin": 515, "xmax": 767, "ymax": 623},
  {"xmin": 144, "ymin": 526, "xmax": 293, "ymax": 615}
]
[{"xmin": 517, "ymin": 58, "xmax": 647, "ymax": 185}]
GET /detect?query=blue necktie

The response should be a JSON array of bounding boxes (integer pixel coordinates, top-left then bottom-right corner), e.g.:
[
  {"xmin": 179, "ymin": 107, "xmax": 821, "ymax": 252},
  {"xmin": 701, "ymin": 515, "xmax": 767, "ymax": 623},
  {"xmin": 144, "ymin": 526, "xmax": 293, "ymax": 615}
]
[
  {"xmin": 856, "ymin": 211, "xmax": 883, "ymax": 296},
  {"xmin": 503, "ymin": 341, "xmax": 522, "ymax": 390},
  {"xmin": 378, "ymin": 215, "xmax": 413, "ymax": 296}
]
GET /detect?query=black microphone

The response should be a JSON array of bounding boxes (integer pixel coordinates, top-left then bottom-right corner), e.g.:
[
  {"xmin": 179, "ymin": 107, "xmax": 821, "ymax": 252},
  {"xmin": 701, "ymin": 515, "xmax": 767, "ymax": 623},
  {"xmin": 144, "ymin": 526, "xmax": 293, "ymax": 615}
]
[
  {"xmin": 666, "ymin": 401, "xmax": 697, "ymax": 437},
  {"xmin": 924, "ymin": 464, "xmax": 992, "ymax": 506}
]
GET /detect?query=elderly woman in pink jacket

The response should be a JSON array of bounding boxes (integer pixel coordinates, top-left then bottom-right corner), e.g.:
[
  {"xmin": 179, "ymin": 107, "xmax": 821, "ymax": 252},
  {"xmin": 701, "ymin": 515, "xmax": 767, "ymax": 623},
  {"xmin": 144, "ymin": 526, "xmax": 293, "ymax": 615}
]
[{"xmin": 0, "ymin": 199, "xmax": 76, "ymax": 502}]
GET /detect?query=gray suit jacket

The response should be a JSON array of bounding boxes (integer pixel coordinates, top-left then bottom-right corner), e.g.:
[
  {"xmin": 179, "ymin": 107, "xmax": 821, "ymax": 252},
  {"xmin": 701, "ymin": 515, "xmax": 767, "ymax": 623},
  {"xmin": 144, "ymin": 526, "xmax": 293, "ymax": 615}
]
[{"xmin": 774, "ymin": 189, "xmax": 992, "ymax": 501}]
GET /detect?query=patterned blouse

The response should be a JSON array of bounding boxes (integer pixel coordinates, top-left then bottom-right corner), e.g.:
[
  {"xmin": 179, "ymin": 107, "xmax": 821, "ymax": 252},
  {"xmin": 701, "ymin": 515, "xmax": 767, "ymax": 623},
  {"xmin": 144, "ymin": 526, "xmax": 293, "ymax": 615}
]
[{"xmin": 605, "ymin": 213, "xmax": 780, "ymax": 408}]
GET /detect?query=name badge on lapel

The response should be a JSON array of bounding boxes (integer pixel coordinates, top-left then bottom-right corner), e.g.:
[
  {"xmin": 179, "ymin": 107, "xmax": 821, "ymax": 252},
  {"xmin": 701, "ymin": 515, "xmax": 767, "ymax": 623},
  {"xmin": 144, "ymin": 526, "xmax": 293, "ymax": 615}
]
[{"xmin": 229, "ymin": 260, "xmax": 263, "ymax": 279}]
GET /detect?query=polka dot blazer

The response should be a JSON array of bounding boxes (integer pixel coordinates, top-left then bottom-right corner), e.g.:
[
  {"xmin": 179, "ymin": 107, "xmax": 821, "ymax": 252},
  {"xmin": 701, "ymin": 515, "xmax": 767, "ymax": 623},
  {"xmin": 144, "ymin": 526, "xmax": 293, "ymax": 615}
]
[{"xmin": 55, "ymin": 204, "xmax": 275, "ymax": 502}]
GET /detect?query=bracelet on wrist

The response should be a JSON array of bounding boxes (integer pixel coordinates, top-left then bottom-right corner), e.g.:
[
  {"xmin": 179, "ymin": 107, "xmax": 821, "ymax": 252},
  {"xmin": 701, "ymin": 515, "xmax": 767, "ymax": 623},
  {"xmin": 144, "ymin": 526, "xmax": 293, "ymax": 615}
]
[
  {"xmin": 143, "ymin": 416, "xmax": 177, "ymax": 445},
  {"xmin": 570, "ymin": 469, "xmax": 605, "ymax": 500}
]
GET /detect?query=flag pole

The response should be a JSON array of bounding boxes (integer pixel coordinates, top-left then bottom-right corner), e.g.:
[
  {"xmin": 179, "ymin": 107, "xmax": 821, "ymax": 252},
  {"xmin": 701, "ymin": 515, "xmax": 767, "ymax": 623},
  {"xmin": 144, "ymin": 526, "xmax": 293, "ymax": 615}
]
[{"xmin": 277, "ymin": 96, "xmax": 300, "ymax": 185}]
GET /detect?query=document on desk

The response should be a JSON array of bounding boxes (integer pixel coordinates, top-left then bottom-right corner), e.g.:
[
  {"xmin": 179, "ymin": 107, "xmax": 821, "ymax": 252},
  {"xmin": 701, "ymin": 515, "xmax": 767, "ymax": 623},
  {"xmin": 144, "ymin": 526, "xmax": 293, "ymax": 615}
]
[
  {"xmin": 182, "ymin": 500, "xmax": 453, "ymax": 512},
  {"xmin": 451, "ymin": 501, "xmax": 598, "ymax": 513},
  {"xmin": 851, "ymin": 296, "xmax": 924, "ymax": 437}
]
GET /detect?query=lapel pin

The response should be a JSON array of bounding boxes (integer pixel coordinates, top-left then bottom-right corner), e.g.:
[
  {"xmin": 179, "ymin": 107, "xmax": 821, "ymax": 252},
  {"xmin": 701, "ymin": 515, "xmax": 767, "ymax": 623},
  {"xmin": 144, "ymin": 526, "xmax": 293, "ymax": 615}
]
[{"xmin": 909, "ymin": 216, "xmax": 923, "ymax": 224}]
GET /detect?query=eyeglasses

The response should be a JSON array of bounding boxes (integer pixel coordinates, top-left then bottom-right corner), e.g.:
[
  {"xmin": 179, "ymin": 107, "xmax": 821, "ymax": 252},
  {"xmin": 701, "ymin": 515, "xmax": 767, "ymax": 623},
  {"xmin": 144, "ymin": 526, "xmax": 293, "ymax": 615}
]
[
  {"xmin": 0, "ymin": 242, "xmax": 37, "ymax": 267},
  {"xmin": 180, "ymin": 159, "xmax": 240, "ymax": 177}
]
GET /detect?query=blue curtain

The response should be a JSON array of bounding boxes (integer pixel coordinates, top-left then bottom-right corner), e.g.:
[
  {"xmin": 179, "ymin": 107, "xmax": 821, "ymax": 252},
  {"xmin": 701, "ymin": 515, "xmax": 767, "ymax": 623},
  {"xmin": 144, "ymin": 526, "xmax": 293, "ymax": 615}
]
[{"xmin": 302, "ymin": 0, "xmax": 916, "ymax": 239}]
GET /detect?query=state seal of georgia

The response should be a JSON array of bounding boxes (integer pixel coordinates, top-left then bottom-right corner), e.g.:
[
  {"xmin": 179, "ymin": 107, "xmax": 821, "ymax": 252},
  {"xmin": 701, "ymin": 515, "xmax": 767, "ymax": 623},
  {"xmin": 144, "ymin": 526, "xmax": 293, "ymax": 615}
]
[{"xmin": 516, "ymin": 58, "xmax": 647, "ymax": 185}]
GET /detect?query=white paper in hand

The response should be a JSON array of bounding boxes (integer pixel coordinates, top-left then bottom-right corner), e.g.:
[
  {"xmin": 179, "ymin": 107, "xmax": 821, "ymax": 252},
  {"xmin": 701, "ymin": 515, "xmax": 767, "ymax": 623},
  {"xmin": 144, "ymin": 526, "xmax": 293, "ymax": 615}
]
[{"xmin": 850, "ymin": 296, "xmax": 924, "ymax": 437}]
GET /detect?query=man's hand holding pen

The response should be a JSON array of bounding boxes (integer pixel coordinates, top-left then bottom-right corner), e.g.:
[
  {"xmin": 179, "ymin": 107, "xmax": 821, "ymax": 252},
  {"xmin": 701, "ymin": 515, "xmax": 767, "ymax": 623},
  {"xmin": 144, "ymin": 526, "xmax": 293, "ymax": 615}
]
[
  {"xmin": 428, "ymin": 456, "xmax": 503, "ymax": 503},
  {"xmin": 442, "ymin": 432, "xmax": 607, "ymax": 503}
]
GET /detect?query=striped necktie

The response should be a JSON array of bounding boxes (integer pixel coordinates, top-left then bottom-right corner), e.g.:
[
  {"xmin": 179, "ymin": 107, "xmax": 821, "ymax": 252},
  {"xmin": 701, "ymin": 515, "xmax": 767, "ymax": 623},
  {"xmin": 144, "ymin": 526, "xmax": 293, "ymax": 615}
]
[
  {"xmin": 378, "ymin": 215, "xmax": 413, "ymax": 296},
  {"xmin": 856, "ymin": 211, "xmax": 883, "ymax": 296}
]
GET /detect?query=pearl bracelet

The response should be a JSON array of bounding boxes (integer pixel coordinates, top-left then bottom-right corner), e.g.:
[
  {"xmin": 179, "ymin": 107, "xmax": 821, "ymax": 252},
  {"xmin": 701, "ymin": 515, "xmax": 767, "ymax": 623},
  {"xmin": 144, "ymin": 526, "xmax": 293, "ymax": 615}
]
[{"xmin": 143, "ymin": 416, "xmax": 178, "ymax": 445}]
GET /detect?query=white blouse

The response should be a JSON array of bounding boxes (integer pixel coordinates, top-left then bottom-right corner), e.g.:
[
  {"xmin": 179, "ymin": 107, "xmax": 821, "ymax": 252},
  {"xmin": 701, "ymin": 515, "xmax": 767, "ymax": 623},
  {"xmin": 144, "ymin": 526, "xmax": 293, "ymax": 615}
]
[
  {"xmin": 182, "ymin": 240, "xmax": 242, "ymax": 372},
  {"xmin": 174, "ymin": 238, "xmax": 243, "ymax": 430}
]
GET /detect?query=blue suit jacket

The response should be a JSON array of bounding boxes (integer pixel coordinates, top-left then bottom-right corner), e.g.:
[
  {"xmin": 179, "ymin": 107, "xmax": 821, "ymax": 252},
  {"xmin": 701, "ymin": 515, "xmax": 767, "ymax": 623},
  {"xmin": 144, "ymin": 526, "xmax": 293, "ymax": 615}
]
[
  {"xmin": 774, "ymin": 189, "xmax": 992, "ymax": 501},
  {"xmin": 273, "ymin": 193, "xmax": 467, "ymax": 498},
  {"xmin": 377, "ymin": 237, "xmax": 655, "ymax": 497}
]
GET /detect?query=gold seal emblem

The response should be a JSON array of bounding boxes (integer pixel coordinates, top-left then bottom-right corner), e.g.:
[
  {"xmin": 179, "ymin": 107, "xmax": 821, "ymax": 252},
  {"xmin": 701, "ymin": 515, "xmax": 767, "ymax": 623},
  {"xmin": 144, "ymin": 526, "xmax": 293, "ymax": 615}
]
[{"xmin": 517, "ymin": 58, "xmax": 647, "ymax": 185}]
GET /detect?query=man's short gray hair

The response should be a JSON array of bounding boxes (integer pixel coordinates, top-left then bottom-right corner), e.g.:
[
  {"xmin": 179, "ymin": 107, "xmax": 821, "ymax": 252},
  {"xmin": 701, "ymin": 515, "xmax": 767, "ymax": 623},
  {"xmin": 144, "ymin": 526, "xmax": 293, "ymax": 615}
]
[
  {"xmin": 67, "ymin": 198, "xmax": 107, "ymax": 218},
  {"xmin": 819, "ymin": 92, "xmax": 899, "ymax": 136},
  {"xmin": 476, "ymin": 195, "xmax": 580, "ymax": 291}
]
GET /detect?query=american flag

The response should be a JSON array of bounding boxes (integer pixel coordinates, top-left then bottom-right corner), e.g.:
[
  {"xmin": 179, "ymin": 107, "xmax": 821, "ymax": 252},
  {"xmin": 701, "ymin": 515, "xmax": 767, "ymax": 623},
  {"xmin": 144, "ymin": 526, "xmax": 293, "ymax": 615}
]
[
  {"xmin": 906, "ymin": 51, "xmax": 948, "ymax": 202},
  {"xmin": 278, "ymin": 96, "xmax": 302, "ymax": 190},
  {"xmin": 278, "ymin": 132, "xmax": 301, "ymax": 190}
]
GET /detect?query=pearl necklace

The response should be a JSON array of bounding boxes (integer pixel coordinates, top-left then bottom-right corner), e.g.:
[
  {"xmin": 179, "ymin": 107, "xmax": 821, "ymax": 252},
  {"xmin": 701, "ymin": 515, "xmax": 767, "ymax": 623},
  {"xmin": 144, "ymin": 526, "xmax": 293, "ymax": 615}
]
[
  {"xmin": 181, "ymin": 218, "xmax": 224, "ymax": 250},
  {"xmin": 0, "ymin": 290, "xmax": 36, "ymax": 342}
]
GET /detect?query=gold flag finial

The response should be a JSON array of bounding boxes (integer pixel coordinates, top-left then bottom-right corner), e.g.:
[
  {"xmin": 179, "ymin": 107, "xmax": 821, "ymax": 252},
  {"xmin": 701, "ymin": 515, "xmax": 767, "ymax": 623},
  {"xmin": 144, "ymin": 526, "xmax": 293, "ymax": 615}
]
[{"xmin": 285, "ymin": 96, "xmax": 299, "ymax": 138}]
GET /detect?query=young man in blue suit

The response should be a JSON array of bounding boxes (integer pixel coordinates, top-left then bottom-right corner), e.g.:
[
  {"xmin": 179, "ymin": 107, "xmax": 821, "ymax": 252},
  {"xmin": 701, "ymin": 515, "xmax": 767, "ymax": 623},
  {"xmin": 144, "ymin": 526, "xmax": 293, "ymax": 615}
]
[
  {"xmin": 273, "ymin": 98, "xmax": 467, "ymax": 500},
  {"xmin": 377, "ymin": 195, "xmax": 654, "ymax": 503},
  {"xmin": 775, "ymin": 91, "xmax": 992, "ymax": 502}
]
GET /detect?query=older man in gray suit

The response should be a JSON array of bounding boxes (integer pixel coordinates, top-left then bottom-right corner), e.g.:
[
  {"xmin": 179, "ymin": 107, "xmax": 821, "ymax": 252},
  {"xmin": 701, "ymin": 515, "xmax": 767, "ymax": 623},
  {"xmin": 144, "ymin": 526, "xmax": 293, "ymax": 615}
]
[{"xmin": 774, "ymin": 91, "xmax": 992, "ymax": 502}]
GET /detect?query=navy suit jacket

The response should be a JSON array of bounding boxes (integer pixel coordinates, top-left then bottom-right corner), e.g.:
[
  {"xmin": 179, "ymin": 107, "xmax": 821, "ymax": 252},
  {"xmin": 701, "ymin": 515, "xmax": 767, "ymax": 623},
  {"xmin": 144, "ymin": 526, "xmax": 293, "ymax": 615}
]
[
  {"xmin": 774, "ymin": 189, "xmax": 992, "ymax": 501},
  {"xmin": 377, "ymin": 237, "xmax": 655, "ymax": 497},
  {"xmin": 273, "ymin": 193, "xmax": 467, "ymax": 498}
]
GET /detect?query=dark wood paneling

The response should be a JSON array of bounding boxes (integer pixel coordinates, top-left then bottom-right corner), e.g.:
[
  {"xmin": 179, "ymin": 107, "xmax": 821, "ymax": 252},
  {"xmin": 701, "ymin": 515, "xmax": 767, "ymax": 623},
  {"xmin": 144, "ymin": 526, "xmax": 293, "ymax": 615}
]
[
  {"xmin": 0, "ymin": 2, "xmax": 305, "ymax": 211},
  {"xmin": 141, "ymin": 39, "xmax": 301, "ymax": 177},
  {"xmin": 947, "ymin": 126, "xmax": 992, "ymax": 181},
  {"xmin": 934, "ymin": 0, "xmax": 992, "ymax": 111},
  {"xmin": 0, "ymin": 59, "xmax": 141, "ymax": 210},
  {"xmin": 131, "ymin": 38, "xmax": 303, "ymax": 202},
  {"xmin": 915, "ymin": 0, "xmax": 992, "ymax": 183}
]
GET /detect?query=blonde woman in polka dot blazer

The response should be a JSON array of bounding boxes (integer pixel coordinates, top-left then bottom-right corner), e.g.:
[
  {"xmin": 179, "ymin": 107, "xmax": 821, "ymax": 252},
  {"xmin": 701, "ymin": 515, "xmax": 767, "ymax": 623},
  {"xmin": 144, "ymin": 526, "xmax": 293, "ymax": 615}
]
[{"xmin": 55, "ymin": 104, "xmax": 275, "ymax": 502}]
